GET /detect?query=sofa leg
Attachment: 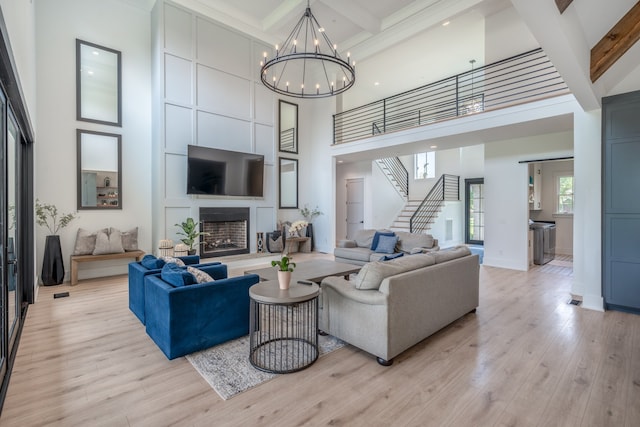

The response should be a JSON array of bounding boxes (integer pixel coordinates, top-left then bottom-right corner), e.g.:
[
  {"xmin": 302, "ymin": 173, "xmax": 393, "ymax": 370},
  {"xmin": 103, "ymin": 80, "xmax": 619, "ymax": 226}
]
[
  {"xmin": 469, "ymin": 308, "xmax": 477, "ymax": 314},
  {"xmin": 377, "ymin": 357, "xmax": 393, "ymax": 366}
]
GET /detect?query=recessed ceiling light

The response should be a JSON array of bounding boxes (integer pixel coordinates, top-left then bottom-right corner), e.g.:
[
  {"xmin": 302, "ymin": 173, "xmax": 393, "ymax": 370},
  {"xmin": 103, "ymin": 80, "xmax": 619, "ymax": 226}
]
[
  {"xmin": 374, "ymin": 82, "xmax": 380, "ymax": 86},
  {"xmin": 430, "ymin": 145, "xmax": 437, "ymax": 149},
  {"xmin": 337, "ymin": 160, "xmax": 344, "ymax": 163},
  {"xmin": 442, "ymin": 21, "xmax": 450, "ymax": 26}
]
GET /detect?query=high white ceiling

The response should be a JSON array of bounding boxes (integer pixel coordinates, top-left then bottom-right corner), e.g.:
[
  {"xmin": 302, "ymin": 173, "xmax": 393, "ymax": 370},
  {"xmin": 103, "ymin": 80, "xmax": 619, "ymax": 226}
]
[{"xmin": 169, "ymin": 0, "xmax": 511, "ymax": 61}]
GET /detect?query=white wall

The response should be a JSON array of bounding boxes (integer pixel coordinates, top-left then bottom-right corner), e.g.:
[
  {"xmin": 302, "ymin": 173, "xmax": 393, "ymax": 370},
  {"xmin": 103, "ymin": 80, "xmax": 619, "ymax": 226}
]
[
  {"xmin": 341, "ymin": 10, "xmax": 485, "ymax": 110},
  {"xmin": 483, "ymin": 131, "xmax": 573, "ymax": 271},
  {"xmin": 0, "ymin": 1, "xmax": 37, "ymax": 125},
  {"xmin": 572, "ymin": 109, "xmax": 602, "ymax": 311},
  {"xmin": 35, "ymin": 0, "xmax": 152, "ymax": 281},
  {"xmin": 484, "ymin": 5, "xmax": 538, "ymax": 64},
  {"xmin": 371, "ymin": 161, "xmax": 405, "ymax": 229}
]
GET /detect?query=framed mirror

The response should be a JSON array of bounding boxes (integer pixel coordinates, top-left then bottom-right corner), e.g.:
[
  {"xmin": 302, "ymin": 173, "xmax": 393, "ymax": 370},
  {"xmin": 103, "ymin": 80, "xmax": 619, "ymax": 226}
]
[
  {"xmin": 77, "ymin": 129, "xmax": 122, "ymax": 210},
  {"xmin": 279, "ymin": 100, "xmax": 298, "ymax": 153},
  {"xmin": 76, "ymin": 39, "xmax": 122, "ymax": 126},
  {"xmin": 279, "ymin": 157, "xmax": 298, "ymax": 209}
]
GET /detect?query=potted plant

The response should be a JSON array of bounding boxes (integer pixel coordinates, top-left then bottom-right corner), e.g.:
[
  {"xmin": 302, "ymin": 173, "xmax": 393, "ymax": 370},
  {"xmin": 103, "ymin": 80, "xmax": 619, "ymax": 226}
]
[
  {"xmin": 35, "ymin": 200, "xmax": 78, "ymax": 285},
  {"xmin": 271, "ymin": 254, "xmax": 296, "ymax": 290},
  {"xmin": 175, "ymin": 217, "xmax": 209, "ymax": 255}
]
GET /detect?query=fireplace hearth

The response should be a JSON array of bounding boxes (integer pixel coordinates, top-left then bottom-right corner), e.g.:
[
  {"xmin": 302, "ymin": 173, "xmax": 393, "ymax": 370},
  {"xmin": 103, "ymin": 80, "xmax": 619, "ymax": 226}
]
[{"xmin": 199, "ymin": 208, "xmax": 249, "ymax": 257}]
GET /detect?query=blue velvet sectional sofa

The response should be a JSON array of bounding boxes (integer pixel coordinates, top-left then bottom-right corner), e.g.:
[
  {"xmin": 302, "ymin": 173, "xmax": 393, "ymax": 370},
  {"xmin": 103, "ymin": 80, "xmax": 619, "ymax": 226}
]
[
  {"xmin": 128, "ymin": 255, "xmax": 203, "ymax": 324},
  {"xmin": 144, "ymin": 264, "xmax": 260, "ymax": 360}
]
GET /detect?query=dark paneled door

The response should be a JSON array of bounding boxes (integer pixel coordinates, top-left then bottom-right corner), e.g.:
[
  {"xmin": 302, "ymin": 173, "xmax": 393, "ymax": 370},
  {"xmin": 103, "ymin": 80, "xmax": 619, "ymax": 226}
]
[{"xmin": 602, "ymin": 90, "xmax": 640, "ymax": 314}]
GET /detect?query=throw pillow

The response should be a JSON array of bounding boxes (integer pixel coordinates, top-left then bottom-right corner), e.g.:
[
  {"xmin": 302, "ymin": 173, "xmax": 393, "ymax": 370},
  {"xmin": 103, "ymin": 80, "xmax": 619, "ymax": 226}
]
[
  {"xmin": 161, "ymin": 262, "xmax": 196, "ymax": 287},
  {"xmin": 370, "ymin": 231, "xmax": 395, "ymax": 251},
  {"xmin": 187, "ymin": 266, "xmax": 214, "ymax": 284},
  {"xmin": 72, "ymin": 228, "xmax": 106, "ymax": 255},
  {"xmin": 93, "ymin": 229, "xmax": 125, "ymax": 255},
  {"xmin": 116, "ymin": 227, "xmax": 139, "ymax": 251},
  {"xmin": 140, "ymin": 254, "xmax": 165, "ymax": 270},
  {"xmin": 374, "ymin": 234, "xmax": 399, "ymax": 254},
  {"xmin": 159, "ymin": 256, "xmax": 185, "ymax": 266}
]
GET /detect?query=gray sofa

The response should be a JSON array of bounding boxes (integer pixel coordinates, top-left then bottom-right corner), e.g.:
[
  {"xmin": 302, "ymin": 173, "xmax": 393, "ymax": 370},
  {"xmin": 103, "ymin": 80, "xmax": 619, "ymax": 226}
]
[
  {"xmin": 334, "ymin": 229, "xmax": 440, "ymax": 266},
  {"xmin": 320, "ymin": 245, "xmax": 479, "ymax": 365}
]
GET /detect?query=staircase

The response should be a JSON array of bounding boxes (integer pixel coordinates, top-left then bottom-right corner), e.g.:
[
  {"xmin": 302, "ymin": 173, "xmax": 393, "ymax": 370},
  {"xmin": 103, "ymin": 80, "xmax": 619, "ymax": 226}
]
[
  {"xmin": 389, "ymin": 199, "xmax": 442, "ymax": 233},
  {"xmin": 375, "ymin": 157, "xmax": 408, "ymax": 199},
  {"xmin": 375, "ymin": 159, "xmax": 458, "ymax": 234}
]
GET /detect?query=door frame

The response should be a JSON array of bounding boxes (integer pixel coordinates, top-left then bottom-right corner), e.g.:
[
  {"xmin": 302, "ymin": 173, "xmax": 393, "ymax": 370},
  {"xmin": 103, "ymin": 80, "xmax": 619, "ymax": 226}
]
[{"xmin": 465, "ymin": 178, "xmax": 484, "ymax": 245}]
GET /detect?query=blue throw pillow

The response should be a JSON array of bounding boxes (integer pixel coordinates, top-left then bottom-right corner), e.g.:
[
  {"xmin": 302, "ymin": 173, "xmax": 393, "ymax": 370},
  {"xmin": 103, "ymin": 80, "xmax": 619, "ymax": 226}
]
[
  {"xmin": 381, "ymin": 252, "xmax": 404, "ymax": 261},
  {"xmin": 141, "ymin": 254, "xmax": 165, "ymax": 270},
  {"xmin": 375, "ymin": 234, "xmax": 399, "ymax": 254},
  {"xmin": 370, "ymin": 231, "xmax": 395, "ymax": 250},
  {"xmin": 161, "ymin": 262, "xmax": 196, "ymax": 287}
]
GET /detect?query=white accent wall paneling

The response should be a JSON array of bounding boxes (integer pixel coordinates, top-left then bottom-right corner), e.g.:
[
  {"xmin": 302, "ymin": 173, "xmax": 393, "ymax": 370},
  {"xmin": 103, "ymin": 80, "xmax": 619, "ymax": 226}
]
[{"xmin": 152, "ymin": 1, "xmax": 276, "ymax": 255}]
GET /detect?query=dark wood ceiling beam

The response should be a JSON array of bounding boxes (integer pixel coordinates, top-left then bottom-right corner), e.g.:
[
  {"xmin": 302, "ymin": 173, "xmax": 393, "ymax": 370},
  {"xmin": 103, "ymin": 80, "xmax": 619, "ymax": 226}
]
[
  {"xmin": 591, "ymin": 1, "xmax": 640, "ymax": 82},
  {"xmin": 555, "ymin": 0, "xmax": 573, "ymax": 14}
]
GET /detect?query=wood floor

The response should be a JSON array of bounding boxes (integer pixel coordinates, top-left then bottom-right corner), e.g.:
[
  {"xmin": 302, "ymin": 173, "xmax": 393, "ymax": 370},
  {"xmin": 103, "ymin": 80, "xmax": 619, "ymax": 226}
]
[{"xmin": 2, "ymin": 254, "xmax": 639, "ymax": 426}]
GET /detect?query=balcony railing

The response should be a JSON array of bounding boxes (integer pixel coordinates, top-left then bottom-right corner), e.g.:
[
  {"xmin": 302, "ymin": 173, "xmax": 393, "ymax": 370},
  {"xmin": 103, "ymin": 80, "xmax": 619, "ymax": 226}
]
[{"xmin": 333, "ymin": 48, "xmax": 569, "ymax": 145}]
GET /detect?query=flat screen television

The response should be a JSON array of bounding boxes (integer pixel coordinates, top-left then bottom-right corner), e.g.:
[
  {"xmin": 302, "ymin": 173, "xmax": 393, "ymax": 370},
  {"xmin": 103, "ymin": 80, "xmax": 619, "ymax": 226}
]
[{"xmin": 187, "ymin": 145, "xmax": 264, "ymax": 197}]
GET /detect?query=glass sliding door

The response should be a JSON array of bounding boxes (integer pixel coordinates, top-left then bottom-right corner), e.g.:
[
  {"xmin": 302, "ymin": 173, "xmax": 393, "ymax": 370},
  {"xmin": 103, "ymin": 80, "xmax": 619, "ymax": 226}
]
[
  {"xmin": 465, "ymin": 178, "xmax": 484, "ymax": 245},
  {"xmin": 6, "ymin": 112, "xmax": 19, "ymax": 352},
  {"xmin": 0, "ymin": 83, "xmax": 5, "ymax": 383}
]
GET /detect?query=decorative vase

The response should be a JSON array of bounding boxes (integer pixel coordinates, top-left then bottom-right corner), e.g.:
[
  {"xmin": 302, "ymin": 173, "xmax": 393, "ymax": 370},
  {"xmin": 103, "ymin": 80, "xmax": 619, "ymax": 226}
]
[
  {"xmin": 41, "ymin": 235, "xmax": 64, "ymax": 286},
  {"xmin": 277, "ymin": 270, "xmax": 292, "ymax": 290},
  {"xmin": 306, "ymin": 223, "xmax": 314, "ymax": 251}
]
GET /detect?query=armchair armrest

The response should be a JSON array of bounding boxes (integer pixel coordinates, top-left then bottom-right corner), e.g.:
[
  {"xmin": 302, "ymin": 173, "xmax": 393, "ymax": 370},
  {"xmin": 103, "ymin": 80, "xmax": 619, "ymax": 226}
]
[
  {"xmin": 337, "ymin": 239, "xmax": 357, "ymax": 248},
  {"xmin": 194, "ymin": 263, "xmax": 228, "ymax": 280}
]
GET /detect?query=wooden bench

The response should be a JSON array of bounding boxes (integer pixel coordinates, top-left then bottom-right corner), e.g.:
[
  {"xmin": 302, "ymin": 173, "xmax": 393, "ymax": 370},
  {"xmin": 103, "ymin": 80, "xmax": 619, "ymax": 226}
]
[{"xmin": 70, "ymin": 250, "xmax": 145, "ymax": 286}]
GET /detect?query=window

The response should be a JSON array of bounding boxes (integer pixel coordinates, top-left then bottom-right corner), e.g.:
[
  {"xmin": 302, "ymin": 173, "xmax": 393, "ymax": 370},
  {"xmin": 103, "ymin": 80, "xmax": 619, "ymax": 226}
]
[
  {"xmin": 465, "ymin": 178, "xmax": 484, "ymax": 244},
  {"xmin": 414, "ymin": 152, "xmax": 435, "ymax": 179},
  {"xmin": 556, "ymin": 174, "xmax": 574, "ymax": 214}
]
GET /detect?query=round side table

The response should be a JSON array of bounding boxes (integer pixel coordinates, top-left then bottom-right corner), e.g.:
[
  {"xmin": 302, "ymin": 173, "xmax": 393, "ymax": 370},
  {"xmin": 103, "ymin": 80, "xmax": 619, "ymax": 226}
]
[{"xmin": 249, "ymin": 280, "xmax": 319, "ymax": 373}]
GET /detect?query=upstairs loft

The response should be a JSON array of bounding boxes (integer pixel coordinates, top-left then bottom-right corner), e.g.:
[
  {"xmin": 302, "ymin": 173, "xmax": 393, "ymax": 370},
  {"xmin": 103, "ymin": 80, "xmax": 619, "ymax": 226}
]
[{"xmin": 332, "ymin": 48, "xmax": 571, "ymax": 148}]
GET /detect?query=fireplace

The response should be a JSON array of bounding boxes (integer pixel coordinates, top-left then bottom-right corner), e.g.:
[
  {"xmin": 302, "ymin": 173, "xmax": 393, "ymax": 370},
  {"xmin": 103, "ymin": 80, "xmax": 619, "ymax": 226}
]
[{"xmin": 199, "ymin": 207, "xmax": 249, "ymax": 257}]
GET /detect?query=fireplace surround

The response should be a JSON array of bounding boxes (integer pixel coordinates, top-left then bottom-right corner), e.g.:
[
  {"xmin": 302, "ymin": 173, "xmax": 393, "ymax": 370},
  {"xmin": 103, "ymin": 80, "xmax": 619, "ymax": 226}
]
[{"xmin": 199, "ymin": 207, "xmax": 249, "ymax": 257}]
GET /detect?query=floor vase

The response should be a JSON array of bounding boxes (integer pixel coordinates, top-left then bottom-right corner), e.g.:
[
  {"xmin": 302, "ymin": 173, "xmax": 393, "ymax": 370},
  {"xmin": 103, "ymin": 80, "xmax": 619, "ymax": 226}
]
[{"xmin": 41, "ymin": 235, "xmax": 64, "ymax": 286}]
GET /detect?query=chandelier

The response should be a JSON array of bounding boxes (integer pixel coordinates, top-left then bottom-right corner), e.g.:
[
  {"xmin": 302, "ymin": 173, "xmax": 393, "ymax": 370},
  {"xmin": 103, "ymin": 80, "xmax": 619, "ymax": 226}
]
[{"xmin": 260, "ymin": 2, "xmax": 355, "ymax": 98}]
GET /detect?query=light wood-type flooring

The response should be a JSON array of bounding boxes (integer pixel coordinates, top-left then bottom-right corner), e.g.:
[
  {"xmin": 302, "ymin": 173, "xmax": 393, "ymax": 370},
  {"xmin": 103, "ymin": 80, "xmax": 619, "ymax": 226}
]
[{"xmin": 2, "ymin": 253, "xmax": 640, "ymax": 426}]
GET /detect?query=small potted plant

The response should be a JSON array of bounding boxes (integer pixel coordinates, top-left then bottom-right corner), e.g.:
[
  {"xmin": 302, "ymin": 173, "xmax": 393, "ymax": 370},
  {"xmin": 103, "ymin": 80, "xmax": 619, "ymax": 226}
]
[
  {"xmin": 271, "ymin": 254, "xmax": 296, "ymax": 290},
  {"xmin": 175, "ymin": 217, "xmax": 209, "ymax": 255}
]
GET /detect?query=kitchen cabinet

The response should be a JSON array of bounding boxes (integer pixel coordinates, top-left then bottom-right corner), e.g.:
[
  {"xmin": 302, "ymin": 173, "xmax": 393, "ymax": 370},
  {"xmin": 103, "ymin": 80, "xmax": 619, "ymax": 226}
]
[{"xmin": 528, "ymin": 162, "xmax": 542, "ymax": 210}]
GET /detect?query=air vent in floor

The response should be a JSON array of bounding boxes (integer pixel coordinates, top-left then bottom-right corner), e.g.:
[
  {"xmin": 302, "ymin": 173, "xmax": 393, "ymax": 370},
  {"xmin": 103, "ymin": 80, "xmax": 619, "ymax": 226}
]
[{"xmin": 568, "ymin": 299, "xmax": 582, "ymax": 306}]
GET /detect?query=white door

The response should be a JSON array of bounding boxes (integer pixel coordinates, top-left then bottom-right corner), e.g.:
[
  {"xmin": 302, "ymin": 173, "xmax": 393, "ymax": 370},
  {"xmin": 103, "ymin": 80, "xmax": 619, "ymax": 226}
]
[{"xmin": 346, "ymin": 178, "xmax": 364, "ymax": 239}]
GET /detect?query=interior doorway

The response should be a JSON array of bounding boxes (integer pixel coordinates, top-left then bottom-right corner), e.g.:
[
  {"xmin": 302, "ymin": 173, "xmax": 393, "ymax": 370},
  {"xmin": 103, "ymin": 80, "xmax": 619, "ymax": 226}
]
[{"xmin": 346, "ymin": 178, "xmax": 364, "ymax": 239}]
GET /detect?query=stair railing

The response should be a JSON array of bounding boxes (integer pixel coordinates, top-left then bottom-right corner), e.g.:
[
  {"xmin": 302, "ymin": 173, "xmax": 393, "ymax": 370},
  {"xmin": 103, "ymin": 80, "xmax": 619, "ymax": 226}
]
[
  {"xmin": 376, "ymin": 157, "xmax": 408, "ymax": 199},
  {"xmin": 410, "ymin": 174, "xmax": 459, "ymax": 233}
]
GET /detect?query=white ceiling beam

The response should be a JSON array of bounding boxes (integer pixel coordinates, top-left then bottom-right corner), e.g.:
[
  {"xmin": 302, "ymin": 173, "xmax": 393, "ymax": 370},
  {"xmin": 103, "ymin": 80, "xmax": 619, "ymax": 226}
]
[
  {"xmin": 262, "ymin": 0, "xmax": 307, "ymax": 33},
  {"xmin": 320, "ymin": 0, "xmax": 381, "ymax": 35}
]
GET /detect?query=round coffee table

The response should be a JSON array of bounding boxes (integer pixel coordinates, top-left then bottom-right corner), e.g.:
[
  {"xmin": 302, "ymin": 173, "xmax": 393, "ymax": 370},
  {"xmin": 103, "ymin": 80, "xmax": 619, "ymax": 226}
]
[{"xmin": 249, "ymin": 280, "xmax": 319, "ymax": 373}]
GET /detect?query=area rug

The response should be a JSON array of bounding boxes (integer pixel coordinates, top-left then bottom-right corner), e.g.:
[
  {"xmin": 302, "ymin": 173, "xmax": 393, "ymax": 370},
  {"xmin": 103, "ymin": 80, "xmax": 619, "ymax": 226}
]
[{"xmin": 186, "ymin": 334, "xmax": 345, "ymax": 400}]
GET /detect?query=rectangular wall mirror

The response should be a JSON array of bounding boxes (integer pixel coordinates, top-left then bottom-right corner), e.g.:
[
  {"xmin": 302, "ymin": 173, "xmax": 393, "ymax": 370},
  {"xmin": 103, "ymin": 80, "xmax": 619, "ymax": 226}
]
[
  {"xmin": 279, "ymin": 157, "xmax": 298, "ymax": 209},
  {"xmin": 77, "ymin": 129, "xmax": 122, "ymax": 210},
  {"xmin": 279, "ymin": 100, "xmax": 298, "ymax": 153},
  {"xmin": 76, "ymin": 39, "xmax": 122, "ymax": 126}
]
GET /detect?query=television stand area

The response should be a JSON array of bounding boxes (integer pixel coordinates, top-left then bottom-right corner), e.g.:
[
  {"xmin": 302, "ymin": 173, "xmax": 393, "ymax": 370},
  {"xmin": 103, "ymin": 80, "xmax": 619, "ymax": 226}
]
[{"xmin": 284, "ymin": 237, "xmax": 310, "ymax": 253}]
